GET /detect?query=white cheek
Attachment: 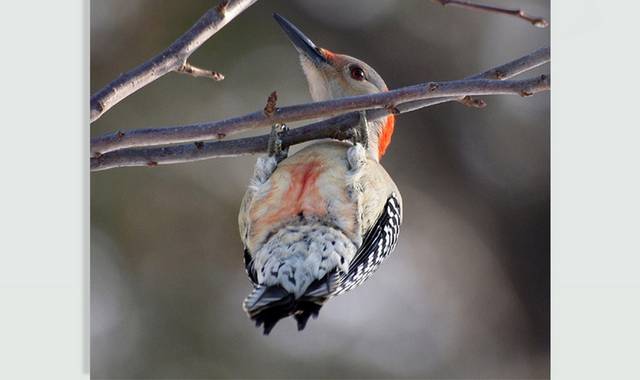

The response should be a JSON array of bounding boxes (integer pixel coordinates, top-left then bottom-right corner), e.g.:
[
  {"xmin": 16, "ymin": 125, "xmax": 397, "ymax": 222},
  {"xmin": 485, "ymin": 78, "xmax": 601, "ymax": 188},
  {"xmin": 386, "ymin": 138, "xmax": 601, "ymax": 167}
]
[
  {"xmin": 300, "ymin": 56, "xmax": 331, "ymax": 102},
  {"xmin": 350, "ymin": 79, "xmax": 379, "ymax": 95}
]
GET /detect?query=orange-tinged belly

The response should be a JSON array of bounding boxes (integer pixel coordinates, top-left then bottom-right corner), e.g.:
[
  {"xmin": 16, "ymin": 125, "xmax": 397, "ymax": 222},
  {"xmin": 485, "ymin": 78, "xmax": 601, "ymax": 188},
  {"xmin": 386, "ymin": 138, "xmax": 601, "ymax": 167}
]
[{"xmin": 261, "ymin": 160, "xmax": 327, "ymax": 225}]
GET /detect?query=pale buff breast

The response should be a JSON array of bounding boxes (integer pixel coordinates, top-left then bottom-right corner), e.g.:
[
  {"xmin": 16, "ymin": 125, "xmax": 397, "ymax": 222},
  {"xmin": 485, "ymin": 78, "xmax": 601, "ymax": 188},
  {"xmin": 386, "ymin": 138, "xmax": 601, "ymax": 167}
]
[{"xmin": 241, "ymin": 141, "xmax": 401, "ymax": 255}]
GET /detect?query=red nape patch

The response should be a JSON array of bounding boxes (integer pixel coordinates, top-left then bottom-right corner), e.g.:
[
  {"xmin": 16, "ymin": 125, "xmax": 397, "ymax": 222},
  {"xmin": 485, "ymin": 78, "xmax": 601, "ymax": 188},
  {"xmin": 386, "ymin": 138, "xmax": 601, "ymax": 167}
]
[{"xmin": 378, "ymin": 114, "xmax": 395, "ymax": 159}]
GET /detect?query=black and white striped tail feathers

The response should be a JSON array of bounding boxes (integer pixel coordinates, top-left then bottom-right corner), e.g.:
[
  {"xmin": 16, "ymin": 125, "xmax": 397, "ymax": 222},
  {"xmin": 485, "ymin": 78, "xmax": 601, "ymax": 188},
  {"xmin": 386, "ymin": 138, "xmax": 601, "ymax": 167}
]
[
  {"xmin": 243, "ymin": 272, "xmax": 339, "ymax": 335},
  {"xmin": 242, "ymin": 194, "xmax": 401, "ymax": 334}
]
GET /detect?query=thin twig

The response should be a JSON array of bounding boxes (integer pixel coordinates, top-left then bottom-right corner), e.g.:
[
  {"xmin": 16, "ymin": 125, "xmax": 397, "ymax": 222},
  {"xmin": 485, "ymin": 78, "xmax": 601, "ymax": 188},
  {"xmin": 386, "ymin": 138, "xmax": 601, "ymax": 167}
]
[
  {"xmin": 91, "ymin": 74, "xmax": 548, "ymax": 171},
  {"xmin": 431, "ymin": 0, "xmax": 548, "ymax": 28},
  {"xmin": 89, "ymin": 0, "xmax": 258, "ymax": 123},
  {"xmin": 177, "ymin": 62, "xmax": 225, "ymax": 80},
  {"xmin": 91, "ymin": 47, "xmax": 549, "ymax": 156},
  {"xmin": 395, "ymin": 46, "xmax": 549, "ymax": 113}
]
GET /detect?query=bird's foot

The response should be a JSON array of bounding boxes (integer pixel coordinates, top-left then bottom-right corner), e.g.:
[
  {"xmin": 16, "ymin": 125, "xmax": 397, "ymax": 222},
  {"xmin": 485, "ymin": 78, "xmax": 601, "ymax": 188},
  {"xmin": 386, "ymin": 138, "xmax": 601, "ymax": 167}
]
[
  {"xmin": 346, "ymin": 143, "xmax": 367, "ymax": 172},
  {"xmin": 350, "ymin": 111, "xmax": 369, "ymax": 148},
  {"xmin": 267, "ymin": 123, "xmax": 289, "ymax": 164}
]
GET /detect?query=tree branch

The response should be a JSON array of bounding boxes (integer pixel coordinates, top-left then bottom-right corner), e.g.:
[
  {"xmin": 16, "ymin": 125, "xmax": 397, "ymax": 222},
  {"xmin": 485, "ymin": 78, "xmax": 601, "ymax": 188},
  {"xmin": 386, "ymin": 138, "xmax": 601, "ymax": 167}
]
[
  {"xmin": 91, "ymin": 47, "xmax": 549, "ymax": 157},
  {"xmin": 92, "ymin": 113, "xmax": 363, "ymax": 171},
  {"xmin": 395, "ymin": 46, "xmax": 549, "ymax": 113},
  {"xmin": 431, "ymin": 0, "xmax": 549, "ymax": 28},
  {"xmin": 89, "ymin": 0, "xmax": 258, "ymax": 123},
  {"xmin": 91, "ymin": 73, "xmax": 549, "ymax": 171}
]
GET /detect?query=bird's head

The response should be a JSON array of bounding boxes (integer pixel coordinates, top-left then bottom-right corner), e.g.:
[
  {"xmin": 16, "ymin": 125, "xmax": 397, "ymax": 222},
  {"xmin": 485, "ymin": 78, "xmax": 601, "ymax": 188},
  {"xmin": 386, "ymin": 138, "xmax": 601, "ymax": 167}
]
[{"xmin": 274, "ymin": 13, "xmax": 395, "ymax": 160}]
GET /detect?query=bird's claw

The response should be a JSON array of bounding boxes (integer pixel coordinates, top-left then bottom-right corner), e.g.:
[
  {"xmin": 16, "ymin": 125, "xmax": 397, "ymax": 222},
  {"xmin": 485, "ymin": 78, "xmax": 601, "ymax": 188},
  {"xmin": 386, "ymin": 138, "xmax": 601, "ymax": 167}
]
[
  {"xmin": 268, "ymin": 123, "xmax": 289, "ymax": 163},
  {"xmin": 350, "ymin": 111, "xmax": 369, "ymax": 147}
]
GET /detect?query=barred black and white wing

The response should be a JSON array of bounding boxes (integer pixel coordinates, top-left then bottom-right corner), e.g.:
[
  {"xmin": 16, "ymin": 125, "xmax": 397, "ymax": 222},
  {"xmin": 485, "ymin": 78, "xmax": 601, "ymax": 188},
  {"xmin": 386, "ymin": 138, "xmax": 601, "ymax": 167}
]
[{"xmin": 333, "ymin": 194, "xmax": 402, "ymax": 296}]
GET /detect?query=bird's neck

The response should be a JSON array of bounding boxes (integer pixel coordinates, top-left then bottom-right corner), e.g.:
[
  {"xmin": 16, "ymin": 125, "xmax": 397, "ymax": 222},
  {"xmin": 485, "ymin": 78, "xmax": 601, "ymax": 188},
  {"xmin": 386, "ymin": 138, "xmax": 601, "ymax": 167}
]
[{"xmin": 366, "ymin": 115, "xmax": 395, "ymax": 161}]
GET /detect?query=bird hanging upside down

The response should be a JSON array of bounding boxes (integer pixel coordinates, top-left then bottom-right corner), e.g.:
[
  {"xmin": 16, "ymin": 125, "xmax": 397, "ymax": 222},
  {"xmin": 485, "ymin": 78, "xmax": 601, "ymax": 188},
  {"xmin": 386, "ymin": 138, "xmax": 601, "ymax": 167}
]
[{"xmin": 238, "ymin": 13, "xmax": 402, "ymax": 334}]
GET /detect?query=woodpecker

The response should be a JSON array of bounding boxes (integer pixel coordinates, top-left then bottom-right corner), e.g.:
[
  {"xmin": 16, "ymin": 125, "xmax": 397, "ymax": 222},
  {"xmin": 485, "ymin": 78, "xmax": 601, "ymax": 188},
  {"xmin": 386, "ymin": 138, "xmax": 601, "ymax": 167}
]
[{"xmin": 238, "ymin": 13, "xmax": 402, "ymax": 334}]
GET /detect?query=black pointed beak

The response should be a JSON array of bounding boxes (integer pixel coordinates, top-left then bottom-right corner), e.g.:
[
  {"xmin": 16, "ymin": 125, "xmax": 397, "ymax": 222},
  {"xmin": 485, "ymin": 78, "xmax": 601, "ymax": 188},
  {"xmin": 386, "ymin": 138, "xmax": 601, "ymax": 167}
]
[{"xmin": 273, "ymin": 13, "xmax": 329, "ymax": 65}]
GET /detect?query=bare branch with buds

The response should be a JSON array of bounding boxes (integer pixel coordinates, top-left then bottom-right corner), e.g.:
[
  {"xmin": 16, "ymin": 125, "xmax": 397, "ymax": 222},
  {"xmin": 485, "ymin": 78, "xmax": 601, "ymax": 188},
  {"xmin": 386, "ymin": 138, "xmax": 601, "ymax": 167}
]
[
  {"xmin": 431, "ymin": 0, "xmax": 549, "ymax": 28},
  {"xmin": 91, "ymin": 47, "xmax": 549, "ymax": 171},
  {"xmin": 91, "ymin": 47, "xmax": 548, "ymax": 157},
  {"xmin": 394, "ymin": 46, "xmax": 549, "ymax": 114},
  {"xmin": 89, "ymin": 0, "xmax": 550, "ymax": 172},
  {"xmin": 89, "ymin": 0, "xmax": 258, "ymax": 123}
]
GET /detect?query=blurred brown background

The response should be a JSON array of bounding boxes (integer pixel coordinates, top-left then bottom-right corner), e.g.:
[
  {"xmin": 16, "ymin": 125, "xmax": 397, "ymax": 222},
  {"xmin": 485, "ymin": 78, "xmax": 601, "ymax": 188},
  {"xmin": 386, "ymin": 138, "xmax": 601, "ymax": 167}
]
[{"xmin": 90, "ymin": 0, "xmax": 549, "ymax": 378}]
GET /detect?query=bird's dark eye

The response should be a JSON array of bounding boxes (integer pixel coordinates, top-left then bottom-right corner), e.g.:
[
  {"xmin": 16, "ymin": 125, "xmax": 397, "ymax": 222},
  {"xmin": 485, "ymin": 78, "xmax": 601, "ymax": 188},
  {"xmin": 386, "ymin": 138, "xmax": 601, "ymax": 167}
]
[{"xmin": 349, "ymin": 65, "xmax": 366, "ymax": 81}]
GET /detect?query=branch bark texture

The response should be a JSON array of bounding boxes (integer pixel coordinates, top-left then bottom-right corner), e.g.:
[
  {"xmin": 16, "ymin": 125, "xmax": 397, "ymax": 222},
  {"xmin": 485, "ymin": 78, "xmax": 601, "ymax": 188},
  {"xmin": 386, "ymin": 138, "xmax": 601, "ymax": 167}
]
[
  {"xmin": 91, "ymin": 47, "xmax": 550, "ymax": 172},
  {"xmin": 91, "ymin": 47, "xmax": 549, "ymax": 157},
  {"xmin": 89, "ymin": 0, "xmax": 258, "ymax": 123}
]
